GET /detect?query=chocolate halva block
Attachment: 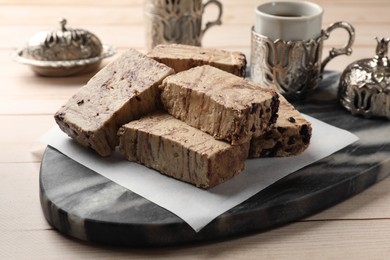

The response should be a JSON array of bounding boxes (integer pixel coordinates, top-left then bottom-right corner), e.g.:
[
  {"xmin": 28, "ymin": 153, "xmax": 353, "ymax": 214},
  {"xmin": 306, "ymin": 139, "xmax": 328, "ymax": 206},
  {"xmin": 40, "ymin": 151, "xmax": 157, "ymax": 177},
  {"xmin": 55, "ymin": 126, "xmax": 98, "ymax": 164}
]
[
  {"xmin": 147, "ymin": 44, "xmax": 247, "ymax": 77},
  {"xmin": 160, "ymin": 65, "xmax": 279, "ymax": 145},
  {"xmin": 249, "ymin": 95, "xmax": 312, "ymax": 157},
  {"xmin": 54, "ymin": 48, "xmax": 174, "ymax": 157},
  {"xmin": 118, "ymin": 112, "xmax": 249, "ymax": 189}
]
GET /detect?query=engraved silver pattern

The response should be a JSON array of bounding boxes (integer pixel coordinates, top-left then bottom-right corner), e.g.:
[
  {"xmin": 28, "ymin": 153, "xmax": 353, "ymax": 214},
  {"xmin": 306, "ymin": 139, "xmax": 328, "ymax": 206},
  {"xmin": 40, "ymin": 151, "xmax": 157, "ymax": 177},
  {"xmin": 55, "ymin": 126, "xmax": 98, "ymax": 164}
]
[
  {"xmin": 251, "ymin": 30, "xmax": 323, "ymax": 98},
  {"xmin": 144, "ymin": 0, "xmax": 222, "ymax": 50},
  {"xmin": 12, "ymin": 18, "xmax": 115, "ymax": 76},
  {"xmin": 251, "ymin": 22, "xmax": 355, "ymax": 99},
  {"xmin": 339, "ymin": 37, "xmax": 390, "ymax": 119},
  {"xmin": 23, "ymin": 18, "xmax": 103, "ymax": 61}
]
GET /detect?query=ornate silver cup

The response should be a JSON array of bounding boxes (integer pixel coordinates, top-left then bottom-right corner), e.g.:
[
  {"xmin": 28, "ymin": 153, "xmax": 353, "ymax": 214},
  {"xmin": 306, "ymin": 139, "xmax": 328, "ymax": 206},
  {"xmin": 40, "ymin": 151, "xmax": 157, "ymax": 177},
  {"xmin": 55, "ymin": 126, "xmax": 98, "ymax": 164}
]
[
  {"xmin": 250, "ymin": 22, "xmax": 355, "ymax": 100},
  {"xmin": 144, "ymin": 0, "xmax": 223, "ymax": 50}
]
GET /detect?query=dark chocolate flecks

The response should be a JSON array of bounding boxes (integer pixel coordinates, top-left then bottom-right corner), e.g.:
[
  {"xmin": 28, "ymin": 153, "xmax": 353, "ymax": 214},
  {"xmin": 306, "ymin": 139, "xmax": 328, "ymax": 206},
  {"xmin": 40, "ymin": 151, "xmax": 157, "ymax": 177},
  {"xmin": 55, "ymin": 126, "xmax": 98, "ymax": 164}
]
[
  {"xmin": 300, "ymin": 125, "xmax": 311, "ymax": 144},
  {"xmin": 277, "ymin": 127, "xmax": 287, "ymax": 134},
  {"xmin": 251, "ymin": 103, "xmax": 260, "ymax": 114},
  {"xmin": 251, "ymin": 125, "xmax": 256, "ymax": 132},
  {"xmin": 287, "ymin": 136, "xmax": 296, "ymax": 145},
  {"xmin": 55, "ymin": 112, "xmax": 66, "ymax": 122},
  {"xmin": 269, "ymin": 94, "xmax": 280, "ymax": 125},
  {"xmin": 263, "ymin": 131, "xmax": 273, "ymax": 140},
  {"xmin": 262, "ymin": 141, "xmax": 283, "ymax": 157},
  {"xmin": 288, "ymin": 117, "xmax": 296, "ymax": 123}
]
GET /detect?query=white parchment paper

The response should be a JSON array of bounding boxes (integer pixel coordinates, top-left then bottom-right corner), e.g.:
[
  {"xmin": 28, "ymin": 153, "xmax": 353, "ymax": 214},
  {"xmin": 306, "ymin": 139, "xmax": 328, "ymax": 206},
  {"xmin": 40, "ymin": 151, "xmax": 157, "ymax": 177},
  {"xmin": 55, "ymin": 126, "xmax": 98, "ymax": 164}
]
[{"xmin": 41, "ymin": 115, "xmax": 358, "ymax": 232}]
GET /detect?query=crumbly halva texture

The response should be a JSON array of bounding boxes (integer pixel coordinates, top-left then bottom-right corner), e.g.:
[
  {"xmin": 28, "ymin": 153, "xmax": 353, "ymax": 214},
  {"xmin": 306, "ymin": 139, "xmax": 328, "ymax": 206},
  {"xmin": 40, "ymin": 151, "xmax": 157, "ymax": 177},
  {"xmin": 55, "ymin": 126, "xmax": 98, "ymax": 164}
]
[
  {"xmin": 249, "ymin": 95, "xmax": 312, "ymax": 157},
  {"xmin": 118, "ymin": 112, "xmax": 250, "ymax": 189},
  {"xmin": 147, "ymin": 44, "xmax": 247, "ymax": 77},
  {"xmin": 54, "ymin": 48, "xmax": 175, "ymax": 157},
  {"xmin": 160, "ymin": 65, "xmax": 279, "ymax": 145}
]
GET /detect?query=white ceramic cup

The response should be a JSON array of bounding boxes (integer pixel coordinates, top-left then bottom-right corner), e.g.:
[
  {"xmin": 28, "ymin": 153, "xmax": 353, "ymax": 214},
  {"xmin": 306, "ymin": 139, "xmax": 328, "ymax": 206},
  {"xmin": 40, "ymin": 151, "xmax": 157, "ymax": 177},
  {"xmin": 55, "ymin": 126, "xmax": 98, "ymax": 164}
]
[{"xmin": 255, "ymin": 1, "xmax": 323, "ymax": 41}]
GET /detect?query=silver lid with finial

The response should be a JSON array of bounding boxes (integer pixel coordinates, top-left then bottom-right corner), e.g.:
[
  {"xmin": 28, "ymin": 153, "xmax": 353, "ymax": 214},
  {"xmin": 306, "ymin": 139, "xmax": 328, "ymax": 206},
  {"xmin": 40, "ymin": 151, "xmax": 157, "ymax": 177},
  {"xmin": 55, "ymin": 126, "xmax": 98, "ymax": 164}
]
[
  {"xmin": 12, "ymin": 18, "xmax": 115, "ymax": 76},
  {"xmin": 339, "ymin": 37, "xmax": 390, "ymax": 119}
]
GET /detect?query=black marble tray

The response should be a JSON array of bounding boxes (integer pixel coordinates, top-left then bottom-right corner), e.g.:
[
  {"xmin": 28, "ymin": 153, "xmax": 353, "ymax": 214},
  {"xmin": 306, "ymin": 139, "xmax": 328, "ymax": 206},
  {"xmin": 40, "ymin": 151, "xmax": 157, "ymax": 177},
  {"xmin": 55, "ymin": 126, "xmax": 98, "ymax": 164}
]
[{"xmin": 40, "ymin": 72, "xmax": 390, "ymax": 247}]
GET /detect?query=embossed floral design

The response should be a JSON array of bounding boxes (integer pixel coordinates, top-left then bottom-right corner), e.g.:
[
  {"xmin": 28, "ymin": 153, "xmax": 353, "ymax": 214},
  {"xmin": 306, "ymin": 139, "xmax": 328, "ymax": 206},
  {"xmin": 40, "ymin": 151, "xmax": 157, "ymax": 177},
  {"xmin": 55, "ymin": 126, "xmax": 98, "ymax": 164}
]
[
  {"xmin": 250, "ymin": 31, "xmax": 323, "ymax": 98},
  {"xmin": 145, "ymin": 0, "xmax": 221, "ymax": 49},
  {"xmin": 339, "ymin": 37, "xmax": 390, "ymax": 119},
  {"xmin": 24, "ymin": 18, "xmax": 103, "ymax": 61}
]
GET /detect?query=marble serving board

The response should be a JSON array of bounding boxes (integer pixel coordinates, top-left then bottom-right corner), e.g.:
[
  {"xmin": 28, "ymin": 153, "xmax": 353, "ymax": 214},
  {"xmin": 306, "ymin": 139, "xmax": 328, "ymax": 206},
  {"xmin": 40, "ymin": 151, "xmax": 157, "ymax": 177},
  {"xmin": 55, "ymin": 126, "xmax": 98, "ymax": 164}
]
[{"xmin": 39, "ymin": 72, "xmax": 390, "ymax": 246}]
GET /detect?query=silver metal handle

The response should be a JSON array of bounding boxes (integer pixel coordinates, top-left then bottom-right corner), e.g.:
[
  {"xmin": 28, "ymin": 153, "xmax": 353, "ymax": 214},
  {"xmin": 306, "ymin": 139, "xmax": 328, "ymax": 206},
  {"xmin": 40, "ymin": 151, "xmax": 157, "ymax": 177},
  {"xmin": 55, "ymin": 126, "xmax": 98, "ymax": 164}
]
[
  {"xmin": 201, "ymin": 0, "xmax": 223, "ymax": 37},
  {"xmin": 321, "ymin": 21, "xmax": 355, "ymax": 73}
]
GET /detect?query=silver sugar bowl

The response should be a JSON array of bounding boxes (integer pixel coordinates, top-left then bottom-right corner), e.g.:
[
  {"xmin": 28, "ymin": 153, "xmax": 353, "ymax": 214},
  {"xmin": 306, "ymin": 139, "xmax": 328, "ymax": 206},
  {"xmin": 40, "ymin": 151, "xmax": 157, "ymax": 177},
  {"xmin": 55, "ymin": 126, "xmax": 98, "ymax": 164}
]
[
  {"xmin": 339, "ymin": 37, "xmax": 390, "ymax": 119},
  {"xmin": 12, "ymin": 18, "xmax": 115, "ymax": 76}
]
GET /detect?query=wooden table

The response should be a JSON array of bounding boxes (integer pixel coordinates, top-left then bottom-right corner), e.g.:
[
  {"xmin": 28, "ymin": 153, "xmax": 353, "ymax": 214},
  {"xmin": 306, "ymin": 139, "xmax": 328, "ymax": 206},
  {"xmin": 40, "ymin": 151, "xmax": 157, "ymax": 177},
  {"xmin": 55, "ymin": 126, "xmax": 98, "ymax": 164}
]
[{"xmin": 1, "ymin": 0, "xmax": 390, "ymax": 258}]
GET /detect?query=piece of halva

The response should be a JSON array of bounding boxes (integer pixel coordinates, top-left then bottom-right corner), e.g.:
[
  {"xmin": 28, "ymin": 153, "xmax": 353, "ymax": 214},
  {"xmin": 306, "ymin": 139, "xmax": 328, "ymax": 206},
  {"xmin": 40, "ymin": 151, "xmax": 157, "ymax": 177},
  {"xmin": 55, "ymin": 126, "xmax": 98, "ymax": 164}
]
[
  {"xmin": 118, "ymin": 112, "xmax": 249, "ymax": 189},
  {"xmin": 54, "ymin": 48, "xmax": 174, "ymax": 157},
  {"xmin": 147, "ymin": 44, "xmax": 247, "ymax": 77},
  {"xmin": 160, "ymin": 65, "xmax": 279, "ymax": 145}
]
